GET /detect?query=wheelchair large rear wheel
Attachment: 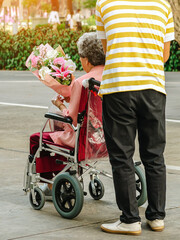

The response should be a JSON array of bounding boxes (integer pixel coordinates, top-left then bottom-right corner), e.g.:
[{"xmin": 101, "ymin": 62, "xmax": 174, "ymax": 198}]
[
  {"xmin": 135, "ymin": 165, "xmax": 147, "ymax": 206},
  {"xmin": 52, "ymin": 172, "xmax": 84, "ymax": 219},
  {"xmin": 29, "ymin": 187, "xmax": 45, "ymax": 210}
]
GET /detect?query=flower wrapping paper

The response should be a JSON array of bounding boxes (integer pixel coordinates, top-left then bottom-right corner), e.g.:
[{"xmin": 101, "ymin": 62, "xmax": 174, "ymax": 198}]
[{"xmin": 26, "ymin": 43, "xmax": 75, "ymax": 97}]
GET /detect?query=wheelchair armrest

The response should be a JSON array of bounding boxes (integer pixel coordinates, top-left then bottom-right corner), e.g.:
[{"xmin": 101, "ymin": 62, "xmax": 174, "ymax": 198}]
[{"xmin": 44, "ymin": 113, "xmax": 73, "ymax": 124}]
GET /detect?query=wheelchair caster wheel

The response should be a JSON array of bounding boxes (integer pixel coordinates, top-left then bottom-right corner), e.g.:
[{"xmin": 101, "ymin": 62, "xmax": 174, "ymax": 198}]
[
  {"xmin": 135, "ymin": 165, "xmax": 147, "ymax": 207},
  {"xmin": 29, "ymin": 187, "xmax": 45, "ymax": 210},
  {"xmin": 89, "ymin": 178, "xmax": 104, "ymax": 200},
  {"xmin": 52, "ymin": 172, "xmax": 84, "ymax": 219}
]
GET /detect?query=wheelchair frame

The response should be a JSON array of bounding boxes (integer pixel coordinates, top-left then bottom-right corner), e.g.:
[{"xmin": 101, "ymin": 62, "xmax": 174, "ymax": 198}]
[{"xmin": 23, "ymin": 78, "xmax": 147, "ymax": 219}]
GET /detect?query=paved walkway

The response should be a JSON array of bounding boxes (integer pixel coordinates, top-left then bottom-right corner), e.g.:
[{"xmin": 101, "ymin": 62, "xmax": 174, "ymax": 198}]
[{"xmin": 0, "ymin": 71, "xmax": 180, "ymax": 239}]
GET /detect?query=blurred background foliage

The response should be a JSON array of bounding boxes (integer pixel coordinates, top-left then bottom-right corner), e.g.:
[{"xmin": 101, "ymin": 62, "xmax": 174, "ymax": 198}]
[
  {"xmin": 0, "ymin": 24, "xmax": 179, "ymax": 71},
  {"xmin": 0, "ymin": 24, "xmax": 180, "ymax": 71},
  {"xmin": 0, "ymin": 0, "xmax": 180, "ymax": 71},
  {"xmin": 164, "ymin": 41, "xmax": 180, "ymax": 72},
  {"xmin": 0, "ymin": 24, "xmax": 94, "ymax": 71}
]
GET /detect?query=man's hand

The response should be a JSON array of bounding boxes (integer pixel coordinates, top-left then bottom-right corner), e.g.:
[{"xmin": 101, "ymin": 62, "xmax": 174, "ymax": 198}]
[
  {"xmin": 164, "ymin": 41, "xmax": 171, "ymax": 63},
  {"xmin": 101, "ymin": 39, "xmax": 107, "ymax": 54}
]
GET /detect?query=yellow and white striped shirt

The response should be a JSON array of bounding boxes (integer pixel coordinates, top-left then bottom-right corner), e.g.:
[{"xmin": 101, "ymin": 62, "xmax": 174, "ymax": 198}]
[{"xmin": 96, "ymin": 0, "xmax": 175, "ymax": 95}]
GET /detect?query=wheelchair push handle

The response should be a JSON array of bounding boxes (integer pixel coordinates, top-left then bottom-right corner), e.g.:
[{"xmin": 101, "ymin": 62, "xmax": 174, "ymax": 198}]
[{"xmin": 88, "ymin": 78, "xmax": 101, "ymax": 93}]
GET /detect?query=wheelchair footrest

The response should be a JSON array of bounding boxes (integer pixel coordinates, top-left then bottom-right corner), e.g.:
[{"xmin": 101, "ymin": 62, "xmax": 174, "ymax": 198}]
[
  {"xmin": 28, "ymin": 154, "xmax": 34, "ymax": 163},
  {"xmin": 69, "ymin": 170, "xmax": 77, "ymax": 175},
  {"xmin": 56, "ymin": 159, "xmax": 64, "ymax": 165},
  {"xmin": 134, "ymin": 161, "xmax": 141, "ymax": 166}
]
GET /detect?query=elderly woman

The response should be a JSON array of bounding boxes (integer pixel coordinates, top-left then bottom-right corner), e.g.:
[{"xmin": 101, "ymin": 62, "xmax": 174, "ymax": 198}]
[
  {"xmin": 30, "ymin": 32, "xmax": 105, "ymax": 154},
  {"xmin": 30, "ymin": 32, "xmax": 105, "ymax": 195},
  {"xmin": 30, "ymin": 33, "xmax": 105, "ymax": 193},
  {"xmin": 49, "ymin": 32, "xmax": 105, "ymax": 147}
]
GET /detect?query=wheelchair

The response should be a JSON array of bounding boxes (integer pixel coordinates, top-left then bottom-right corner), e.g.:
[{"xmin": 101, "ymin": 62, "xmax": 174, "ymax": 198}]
[{"xmin": 23, "ymin": 78, "xmax": 147, "ymax": 219}]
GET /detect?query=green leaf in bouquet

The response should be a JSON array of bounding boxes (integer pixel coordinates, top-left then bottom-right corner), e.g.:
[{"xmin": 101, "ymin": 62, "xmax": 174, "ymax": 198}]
[
  {"xmin": 64, "ymin": 80, "xmax": 71, "ymax": 86},
  {"xmin": 44, "ymin": 59, "xmax": 50, "ymax": 66},
  {"xmin": 26, "ymin": 59, "xmax": 32, "ymax": 68},
  {"xmin": 57, "ymin": 52, "xmax": 63, "ymax": 57},
  {"xmin": 54, "ymin": 43, "xmax": 60, "ymax": 49},
  {"xmin": 56, "ymin": 77, "xmax": 71, "ymax": 86},
  {"xmin": 31, "ymin": 67, "xmax": 37, "ymax": 72},
  {"xmin": 33, "ymin": 47, "xmax": 40, "ymax": 56}
]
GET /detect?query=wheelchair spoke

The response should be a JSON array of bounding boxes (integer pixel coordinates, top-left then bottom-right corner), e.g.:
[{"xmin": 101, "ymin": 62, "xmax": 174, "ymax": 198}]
[
  {"xmin": 66, "ymin": 199, "xmax": 73, "ymax": 209},
  {"xmin": 55, "ymin": 179, "xmax": 77, "ymax": 212},
  {"xmin": 61, "ymin": 193, "xmax": 75, "ymax": 210},
  {"xmin": 66, "ymin": 182, "xmax": 73, "ymax": 193},
  {"xmin": 136, "ymin": 179, "xmax": 141, "ymax": 183},
  {"xmin": 136, "ymin": 176, "xmax": 142, "ymax": 200}
]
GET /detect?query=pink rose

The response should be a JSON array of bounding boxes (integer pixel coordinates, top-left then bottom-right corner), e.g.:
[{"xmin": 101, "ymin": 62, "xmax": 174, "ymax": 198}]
[
  {"xmin": 31, "ymin": 55, "xmax": 40, "ymax": 68},
  {"xmin": 53, "ymin": 57, "xmax": 65, "ymax": 66}
]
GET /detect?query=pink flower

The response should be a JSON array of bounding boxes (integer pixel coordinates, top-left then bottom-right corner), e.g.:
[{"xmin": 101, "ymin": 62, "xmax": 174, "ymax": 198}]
[
  {"xmin": 63, "ymin": 70, "xmax": 71, "ymax": 78},
  {"xmin": 31, "ymin": 55, "xmax": 40, "ymax": 68},
  {"xmin": 60, "ymin": 63, "xmax": 68, "ymax": 72},
  {"xmin": 50, "ymin": 65, "xmax": 71, "ymax": 80},
  {"xmin": 53, "ymin": 57, "xmax": 65, "ymax": 66}
]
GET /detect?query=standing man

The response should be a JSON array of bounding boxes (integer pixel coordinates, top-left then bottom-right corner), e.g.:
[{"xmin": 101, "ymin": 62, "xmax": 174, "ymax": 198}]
[{"xmin": 96, "ymin": 0, "xmax": 174, "ymax": 235}]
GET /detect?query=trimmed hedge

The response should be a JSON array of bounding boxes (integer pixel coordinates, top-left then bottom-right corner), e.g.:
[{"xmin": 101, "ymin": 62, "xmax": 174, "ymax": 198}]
[
  {"xmin": 0, "ymin": 26, "xmax": 94, "ymax": 71},
  {"xmin": 0, "ymin": 26, "xmax": 180, "ymax": 71},
  {"xmin": 164, "ymin": 40, "xmax": 180, "ymax": 71}
]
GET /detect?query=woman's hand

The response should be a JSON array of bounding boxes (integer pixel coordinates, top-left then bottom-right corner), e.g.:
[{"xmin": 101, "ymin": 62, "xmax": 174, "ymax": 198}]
[
  {"xmin": 56, "ymin": 95, "xmax": 70, "ymax": 103},
  {"xmin": 63, "ymin": 96, "xmax": 70, "ymax": 103},
  {"xmin": 52, "ymin": 97, "xmax": 66, "ymax": 111}
]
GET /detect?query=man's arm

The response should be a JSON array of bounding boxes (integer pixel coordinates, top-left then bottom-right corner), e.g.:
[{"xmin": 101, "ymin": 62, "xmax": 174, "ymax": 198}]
[
  {"xmin": 101, "ymin": 39, "xmax": 107, "ymax": 54},
  {"xmin": 164, "ymin": 41, "xmax": 171, "ymax": 63}
]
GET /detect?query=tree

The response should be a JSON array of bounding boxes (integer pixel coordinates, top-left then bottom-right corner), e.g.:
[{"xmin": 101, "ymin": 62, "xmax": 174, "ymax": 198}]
[
  {"xmin": 0, "ymin": 0, "xmax": 3, "ymax": 8},
  {"xmin": 22, "ymin": 0, "xmax": 39, "ymax": 10},
  {"xmin": 83, "ymin": 0, "xmax": 97, "ymax": 15},
  {"xmin": 22, "ymin": 0, "xmax": 39, "ymax": 27},
  {"xmin": 41, "ymin": 2, "xmax": 52, "ymax": 14},
  {"xmin": 51, "ymin": 0, "xmax": 59, "ymax": 11},
  {"xmin": 67, "ymin": 0, "xmax": 73, "ymax": 14},
  {"xmin": 168, "ymin": 0, "xmax": 180, "ymax": 44},
  {"xmin": 83, "ymin": 0, "xmax": 96, "ymax": 9}
]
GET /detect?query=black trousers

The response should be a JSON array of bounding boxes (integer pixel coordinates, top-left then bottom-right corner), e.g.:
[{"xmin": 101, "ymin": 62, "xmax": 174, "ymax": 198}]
[{"xmin": 102, "ymin": 90, "xmax": 166, "ymax": 223}]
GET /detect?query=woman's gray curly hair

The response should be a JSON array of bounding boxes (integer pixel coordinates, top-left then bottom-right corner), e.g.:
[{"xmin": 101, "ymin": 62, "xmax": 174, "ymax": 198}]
[{"xmin": 77, "ymin": 32, "xmax": 105, "ymax": 66}]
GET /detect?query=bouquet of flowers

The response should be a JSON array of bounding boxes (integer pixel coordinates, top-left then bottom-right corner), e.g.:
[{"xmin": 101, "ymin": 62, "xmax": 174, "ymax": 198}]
[{"xmin": 26, "ymin": 44, "xmax": 76, "ymax": 97}]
